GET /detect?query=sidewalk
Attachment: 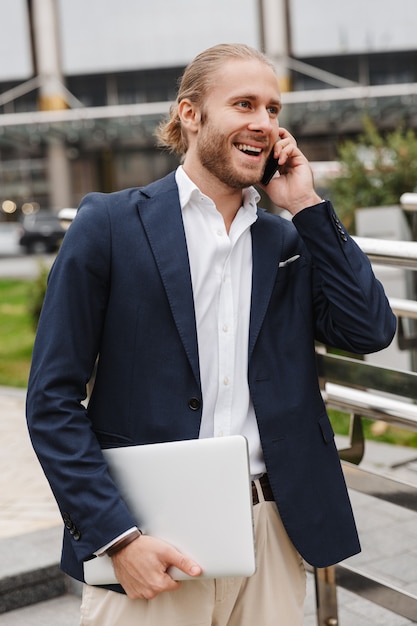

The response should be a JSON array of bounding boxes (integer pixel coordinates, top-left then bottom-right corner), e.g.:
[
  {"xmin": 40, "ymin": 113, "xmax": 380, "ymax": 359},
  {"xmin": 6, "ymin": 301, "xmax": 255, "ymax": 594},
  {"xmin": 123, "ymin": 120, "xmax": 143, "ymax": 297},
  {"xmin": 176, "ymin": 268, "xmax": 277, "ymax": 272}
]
[
  {"xmin": 0, "ymin": 386, "xmax": 416, "ymax": 624},
  {"xmin": 0, "ymin": 387, "xmax": 61, "ymax": 538}
]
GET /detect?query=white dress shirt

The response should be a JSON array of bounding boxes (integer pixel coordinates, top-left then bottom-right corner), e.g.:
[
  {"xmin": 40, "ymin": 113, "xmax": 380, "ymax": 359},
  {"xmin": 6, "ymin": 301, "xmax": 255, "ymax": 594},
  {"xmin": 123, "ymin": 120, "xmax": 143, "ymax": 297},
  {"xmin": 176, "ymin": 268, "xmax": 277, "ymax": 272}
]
[
  {"xmin": 176, "ymin": 166, "xmax": 266, "ymax": 478},
  {"xmin": 97, "ymin": 168, "xmax": 267, "ymax": 554}
]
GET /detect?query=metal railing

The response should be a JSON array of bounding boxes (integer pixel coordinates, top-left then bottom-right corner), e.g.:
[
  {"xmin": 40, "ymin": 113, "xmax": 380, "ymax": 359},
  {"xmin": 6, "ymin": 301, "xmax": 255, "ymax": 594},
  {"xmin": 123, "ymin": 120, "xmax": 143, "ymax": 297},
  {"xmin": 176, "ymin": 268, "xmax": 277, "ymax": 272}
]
[{"xmin": 313, "ymin": 236, "xmax": 417, "ymax": 625}]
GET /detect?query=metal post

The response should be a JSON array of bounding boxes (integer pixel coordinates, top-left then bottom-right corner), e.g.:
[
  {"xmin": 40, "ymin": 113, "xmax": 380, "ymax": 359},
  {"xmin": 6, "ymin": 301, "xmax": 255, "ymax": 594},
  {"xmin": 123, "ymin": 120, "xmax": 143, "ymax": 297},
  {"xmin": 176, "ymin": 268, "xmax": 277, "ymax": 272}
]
[
  {"xmin": 28, "ymin": 0, "xmax": 72, "ymax": 211},
  {"xmin": 400, "ymin": 192, "xmax": 417, "ymax": 370},
  {"xmin": 314, "ymin": 566, "xmax": 339, "ymax": 625}
]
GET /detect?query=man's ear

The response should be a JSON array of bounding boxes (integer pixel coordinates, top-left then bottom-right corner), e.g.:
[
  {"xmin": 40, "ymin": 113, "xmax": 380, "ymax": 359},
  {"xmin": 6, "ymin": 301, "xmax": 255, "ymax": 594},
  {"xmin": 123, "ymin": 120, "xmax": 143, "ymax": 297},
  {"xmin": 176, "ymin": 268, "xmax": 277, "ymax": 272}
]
[{"xmin": 178, "ymin": 99, "xmax": 201, "ymax": 134}]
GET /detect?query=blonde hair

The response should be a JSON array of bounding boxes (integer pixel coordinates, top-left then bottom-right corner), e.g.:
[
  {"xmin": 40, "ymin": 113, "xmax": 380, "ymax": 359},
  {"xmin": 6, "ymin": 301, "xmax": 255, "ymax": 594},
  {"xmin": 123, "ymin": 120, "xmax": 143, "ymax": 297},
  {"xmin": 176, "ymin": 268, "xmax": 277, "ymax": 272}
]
[{"xmin": 155, "ymin": 43, "xmax": 275, "ymax": 155}]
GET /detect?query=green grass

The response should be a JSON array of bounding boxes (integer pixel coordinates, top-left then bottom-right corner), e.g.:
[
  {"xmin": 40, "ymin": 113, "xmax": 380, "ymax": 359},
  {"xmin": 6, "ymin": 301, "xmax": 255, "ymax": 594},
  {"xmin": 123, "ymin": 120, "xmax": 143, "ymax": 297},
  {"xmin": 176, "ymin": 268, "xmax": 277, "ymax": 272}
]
[{"xmin": 0, "ymin": 279, "xmax": 36, "ymax": 388}]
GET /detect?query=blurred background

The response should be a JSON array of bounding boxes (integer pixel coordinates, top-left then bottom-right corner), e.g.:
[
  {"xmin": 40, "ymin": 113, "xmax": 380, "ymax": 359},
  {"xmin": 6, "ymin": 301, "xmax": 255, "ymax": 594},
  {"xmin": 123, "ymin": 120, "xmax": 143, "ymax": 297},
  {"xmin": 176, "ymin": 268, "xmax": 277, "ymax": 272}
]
[
  {"xmin": 0, "ymin": 0, "xmax": 416, "ymax": 221},
  {"xmin": 1, "ymin": 6, "xmax": 417, "ymax": 624}
]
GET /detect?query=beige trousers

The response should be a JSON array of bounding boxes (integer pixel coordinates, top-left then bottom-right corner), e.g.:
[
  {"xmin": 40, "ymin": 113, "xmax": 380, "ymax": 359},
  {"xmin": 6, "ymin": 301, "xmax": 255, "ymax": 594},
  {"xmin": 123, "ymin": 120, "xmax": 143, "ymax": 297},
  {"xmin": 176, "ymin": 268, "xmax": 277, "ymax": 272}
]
[{"xmin": 80, "ymin": 487, "xmax": 306, "ymax": 626}]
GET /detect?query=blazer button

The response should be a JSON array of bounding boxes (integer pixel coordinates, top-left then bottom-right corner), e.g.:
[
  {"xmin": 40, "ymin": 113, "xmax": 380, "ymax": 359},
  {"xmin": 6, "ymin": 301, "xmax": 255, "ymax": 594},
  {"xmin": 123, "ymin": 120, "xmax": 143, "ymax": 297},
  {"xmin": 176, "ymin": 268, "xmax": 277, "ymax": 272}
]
[
  {"xmin": 69, "ymin": 524, "xmax": 81, "ymax": 540},
  {"xmin": 188, "ymin": 397, "xmax": 201, "ymax": 411},
  {"xmin": 63, "ymin": 512, "xmax": 73, "ymax": 530}
]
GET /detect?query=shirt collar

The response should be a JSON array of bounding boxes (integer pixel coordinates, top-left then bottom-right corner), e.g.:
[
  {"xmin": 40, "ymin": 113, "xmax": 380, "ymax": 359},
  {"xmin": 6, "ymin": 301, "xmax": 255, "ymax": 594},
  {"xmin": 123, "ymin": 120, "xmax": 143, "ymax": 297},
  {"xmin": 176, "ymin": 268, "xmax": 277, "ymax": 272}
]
[{"xmin": 175, "ymin": 165, "xmax": 260, "ymax": 217}]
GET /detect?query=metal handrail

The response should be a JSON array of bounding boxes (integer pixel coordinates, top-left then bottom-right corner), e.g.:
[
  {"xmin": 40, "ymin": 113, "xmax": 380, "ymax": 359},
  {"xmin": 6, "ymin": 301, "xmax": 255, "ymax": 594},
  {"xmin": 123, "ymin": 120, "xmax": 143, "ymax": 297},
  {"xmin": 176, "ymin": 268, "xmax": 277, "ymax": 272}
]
[
  {"xmin": 315, "ymin": 351, "xmax": 417, "ymax": 623},
  {"xmin": 314, "ymin": 236, "xmax": 417, "ymax": 625},
  {"xmin": 353, "ymin": 236, "xmax": 417, "ymax": 270},
  {"xmin": 324, "ymin": 383, "xmax": 417, "ymax": 429},
  {"xmin": 389, "ymin": 297, "xmax": 417, "ymax": 319}
]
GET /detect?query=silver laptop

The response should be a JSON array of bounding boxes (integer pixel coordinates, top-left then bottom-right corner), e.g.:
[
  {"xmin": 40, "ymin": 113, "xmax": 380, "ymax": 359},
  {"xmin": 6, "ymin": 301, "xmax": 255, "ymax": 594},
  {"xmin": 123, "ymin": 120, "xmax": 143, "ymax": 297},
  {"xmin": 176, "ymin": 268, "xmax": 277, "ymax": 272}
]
[{"xmin": 83, "ymin": 435, "xmax": 256, "ymax": 585}]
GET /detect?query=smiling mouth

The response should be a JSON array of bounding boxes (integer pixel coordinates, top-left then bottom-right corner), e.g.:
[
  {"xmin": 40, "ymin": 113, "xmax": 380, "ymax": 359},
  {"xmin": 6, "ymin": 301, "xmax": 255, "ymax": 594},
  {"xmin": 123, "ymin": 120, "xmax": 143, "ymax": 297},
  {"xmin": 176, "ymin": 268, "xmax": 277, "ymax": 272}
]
[{"xmin": 235, "ymin": 143, "xmax": 263, "ymax": 157}]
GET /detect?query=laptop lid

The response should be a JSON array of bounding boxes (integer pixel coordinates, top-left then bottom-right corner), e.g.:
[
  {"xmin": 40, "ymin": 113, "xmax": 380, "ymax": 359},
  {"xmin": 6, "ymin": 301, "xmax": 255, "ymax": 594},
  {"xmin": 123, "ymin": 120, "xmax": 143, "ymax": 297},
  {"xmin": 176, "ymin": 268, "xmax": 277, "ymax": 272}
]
[{"xmin": 84, "ymin": 435, "xmax": 255, "ymax": 585}]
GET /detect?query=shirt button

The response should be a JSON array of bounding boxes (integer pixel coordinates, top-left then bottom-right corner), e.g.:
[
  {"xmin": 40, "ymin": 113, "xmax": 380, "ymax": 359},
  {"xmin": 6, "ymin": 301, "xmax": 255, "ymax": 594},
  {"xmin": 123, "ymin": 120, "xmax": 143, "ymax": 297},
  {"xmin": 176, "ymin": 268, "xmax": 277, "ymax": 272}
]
[
  {"xmin": 223, "ymin": 376, "xmax": 230, "ymax": 386},
  {"xmin": 216, "ymin": 229, "xmax": 224, "ymax": 236},
  {"xmin": 222, "ymin": 324, "xmax": 228, "ymax": 332}
]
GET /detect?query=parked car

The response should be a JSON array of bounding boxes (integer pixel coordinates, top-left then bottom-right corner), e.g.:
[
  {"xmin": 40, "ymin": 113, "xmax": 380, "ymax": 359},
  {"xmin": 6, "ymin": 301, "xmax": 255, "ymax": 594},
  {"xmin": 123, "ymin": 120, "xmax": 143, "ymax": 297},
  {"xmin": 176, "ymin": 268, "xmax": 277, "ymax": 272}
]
[
  {"xmin": 58, "ymin": 207, "xmax": 77, "ymax": 230},
  {"xmin": 18, "ymin": 211, "xmax": 66, "ymax": 254}
]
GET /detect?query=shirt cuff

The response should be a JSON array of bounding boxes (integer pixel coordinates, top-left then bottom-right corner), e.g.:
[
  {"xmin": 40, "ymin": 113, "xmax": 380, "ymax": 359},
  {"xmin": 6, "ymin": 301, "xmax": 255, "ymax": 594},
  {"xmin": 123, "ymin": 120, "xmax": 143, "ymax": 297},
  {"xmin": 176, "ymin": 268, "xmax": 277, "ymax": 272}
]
[{"xmin": 94, "ymin": 526, "xmax": 138, "ymax": 557}]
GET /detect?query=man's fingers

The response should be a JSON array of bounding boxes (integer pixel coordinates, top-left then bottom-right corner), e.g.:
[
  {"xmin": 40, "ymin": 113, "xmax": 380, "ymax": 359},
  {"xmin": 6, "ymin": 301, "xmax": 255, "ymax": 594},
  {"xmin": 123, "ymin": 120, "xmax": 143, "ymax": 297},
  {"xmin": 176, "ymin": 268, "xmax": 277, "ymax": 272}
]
[
  {"xmin": 111, "ymin": 535, "xmax": 202, "ymax": 600},
  {"xmin": 170, "ymin": 551, "xmax": 202, "ymax": 577},
  {"xmin": 278, "ymin": 127, "xmax": 297, "ymax": 145},
  {"xmin": 272, "ymin": 130, "xmax": 299, "ymax": 166}
]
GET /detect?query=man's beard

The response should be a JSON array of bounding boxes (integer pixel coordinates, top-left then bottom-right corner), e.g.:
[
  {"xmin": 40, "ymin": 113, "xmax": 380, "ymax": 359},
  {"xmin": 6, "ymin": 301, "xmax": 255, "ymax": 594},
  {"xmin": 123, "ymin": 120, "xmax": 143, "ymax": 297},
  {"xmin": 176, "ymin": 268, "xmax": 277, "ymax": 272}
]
[{"xmin": 197, "ymin": 119, "xmax": 263, "ymax": 189}]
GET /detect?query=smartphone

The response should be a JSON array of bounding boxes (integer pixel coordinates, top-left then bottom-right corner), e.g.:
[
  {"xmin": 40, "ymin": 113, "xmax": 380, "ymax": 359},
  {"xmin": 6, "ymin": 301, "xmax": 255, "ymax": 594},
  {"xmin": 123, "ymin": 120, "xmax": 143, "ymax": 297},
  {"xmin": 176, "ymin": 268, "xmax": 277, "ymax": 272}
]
[{"xmin": 261, "ymin": 151, "xmax": 280, "ymax": 185}]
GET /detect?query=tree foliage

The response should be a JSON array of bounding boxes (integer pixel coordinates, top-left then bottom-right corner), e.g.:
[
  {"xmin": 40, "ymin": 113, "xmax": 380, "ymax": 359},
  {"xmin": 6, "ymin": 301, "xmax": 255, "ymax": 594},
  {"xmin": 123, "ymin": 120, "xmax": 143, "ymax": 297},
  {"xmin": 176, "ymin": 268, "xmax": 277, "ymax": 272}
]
[{"xmin": 327, "ymin": 118, "xmax": 417, "ymax": 231}]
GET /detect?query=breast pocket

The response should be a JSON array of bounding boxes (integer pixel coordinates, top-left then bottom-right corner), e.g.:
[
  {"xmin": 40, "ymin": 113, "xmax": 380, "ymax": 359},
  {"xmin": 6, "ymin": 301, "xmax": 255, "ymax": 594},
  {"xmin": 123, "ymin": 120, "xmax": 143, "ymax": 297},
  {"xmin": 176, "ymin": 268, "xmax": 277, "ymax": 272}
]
[{"xmin": 275, "ymin": 254, "xmax": 307, "ymax": 283}]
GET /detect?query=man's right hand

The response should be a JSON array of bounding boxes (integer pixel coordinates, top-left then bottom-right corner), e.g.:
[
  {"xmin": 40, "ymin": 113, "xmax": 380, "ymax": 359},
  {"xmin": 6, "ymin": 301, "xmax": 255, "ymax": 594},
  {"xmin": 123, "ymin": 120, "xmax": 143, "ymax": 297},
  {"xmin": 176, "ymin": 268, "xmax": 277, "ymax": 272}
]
[{"xmin": 110, "ymin": 534, "xmax": 202, "ymax": 599}]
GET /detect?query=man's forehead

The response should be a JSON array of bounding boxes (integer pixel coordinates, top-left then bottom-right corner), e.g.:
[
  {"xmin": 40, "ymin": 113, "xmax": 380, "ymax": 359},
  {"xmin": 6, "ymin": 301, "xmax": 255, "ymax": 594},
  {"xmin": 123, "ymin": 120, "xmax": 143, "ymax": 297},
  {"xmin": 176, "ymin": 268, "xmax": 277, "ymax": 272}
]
[
  {"xmin": 214, "ymin": 56, "xmax": 275, "ymax": 77},
  {"xmin": 210, "ymin": 58, "xmax": 281, "ymax": 101}
]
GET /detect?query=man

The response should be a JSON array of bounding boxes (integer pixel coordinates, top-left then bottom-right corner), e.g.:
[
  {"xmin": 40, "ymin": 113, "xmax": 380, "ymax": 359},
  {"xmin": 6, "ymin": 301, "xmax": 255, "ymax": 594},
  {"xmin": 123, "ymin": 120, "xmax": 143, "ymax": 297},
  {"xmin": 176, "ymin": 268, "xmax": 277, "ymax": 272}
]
[{"xmin": 26, "ymin": 43, "xmax": 396, "ymax": 625}]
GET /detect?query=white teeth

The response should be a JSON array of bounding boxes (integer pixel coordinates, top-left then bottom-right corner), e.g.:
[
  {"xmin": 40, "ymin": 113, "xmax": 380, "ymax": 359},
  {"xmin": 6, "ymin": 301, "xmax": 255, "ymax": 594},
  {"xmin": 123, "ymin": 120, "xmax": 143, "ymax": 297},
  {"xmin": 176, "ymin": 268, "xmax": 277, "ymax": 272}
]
[{"xmin": 237, "ymin": 144, "xmax": 262, "ymax": 153}]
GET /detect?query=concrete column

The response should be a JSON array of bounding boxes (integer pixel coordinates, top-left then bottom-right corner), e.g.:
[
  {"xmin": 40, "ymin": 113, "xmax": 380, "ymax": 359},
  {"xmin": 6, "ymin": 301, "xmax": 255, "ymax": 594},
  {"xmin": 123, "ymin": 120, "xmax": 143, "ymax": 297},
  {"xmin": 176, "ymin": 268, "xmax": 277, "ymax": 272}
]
[
  {"xmin": 47, "ymin": 138, "xmax": 73, "ymax": 212},
  {"xmin": 30, "ymin": 0, "xmax": 72, "ymax": 210},
  {"xmin": 258, "ymin": 0, "xmax": 291, "ymax": 93},
  {"xmin": 31, "ymin": 0, "xmax": 66, "ymax": 111}
]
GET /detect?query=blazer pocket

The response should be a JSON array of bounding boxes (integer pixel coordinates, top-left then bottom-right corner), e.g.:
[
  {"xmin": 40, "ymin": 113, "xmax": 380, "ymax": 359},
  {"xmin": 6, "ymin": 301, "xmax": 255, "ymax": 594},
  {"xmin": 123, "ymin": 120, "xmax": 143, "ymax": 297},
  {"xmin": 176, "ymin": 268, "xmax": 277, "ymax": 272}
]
[
  {"xmin": 275, "ymin": 254, "xmax": 307, "ymax": 282},
  {"xmin": 93, "ymin": 429, "xmax": 133, "ymax": 449},
  {"xmin": 278, "ymin": 254, "xmax": 301, "ymax": 268},
  {"xmin": 318, "ymin": 414, "xmax": 335, "ymax": 444}
]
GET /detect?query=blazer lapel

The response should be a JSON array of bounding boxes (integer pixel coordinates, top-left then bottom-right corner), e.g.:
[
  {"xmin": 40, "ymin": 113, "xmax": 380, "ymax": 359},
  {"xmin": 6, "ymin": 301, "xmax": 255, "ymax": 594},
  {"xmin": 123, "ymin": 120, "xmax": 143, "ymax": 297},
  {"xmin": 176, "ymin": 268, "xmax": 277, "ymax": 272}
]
[
  {"xmin": 249, "ymin": 211, "xmax": 283, "ymax": 361},
  {"xmin": 136, "ymin": 174, "xmax": 200, "ymax": 386},
  {"xmin": 137, "ymin": 176, "xmax": 283, "ymax": 379}
]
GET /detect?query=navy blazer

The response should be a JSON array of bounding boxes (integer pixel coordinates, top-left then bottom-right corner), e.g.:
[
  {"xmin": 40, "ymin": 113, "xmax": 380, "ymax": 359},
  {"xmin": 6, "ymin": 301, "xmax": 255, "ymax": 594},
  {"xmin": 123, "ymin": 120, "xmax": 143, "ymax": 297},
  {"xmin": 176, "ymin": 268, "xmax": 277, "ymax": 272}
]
[{"xmin": 26, "ymin": 172, "xmax": 396, "ymax": 585}]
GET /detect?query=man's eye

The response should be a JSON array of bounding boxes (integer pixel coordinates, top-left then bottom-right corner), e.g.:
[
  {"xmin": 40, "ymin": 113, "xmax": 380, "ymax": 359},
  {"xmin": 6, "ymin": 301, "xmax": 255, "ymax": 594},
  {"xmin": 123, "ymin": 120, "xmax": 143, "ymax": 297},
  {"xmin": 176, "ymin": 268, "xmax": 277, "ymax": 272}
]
[
  {"xmin": 268, "ymin": 106, "xmax": 280, "ymax": 116},
  {"xmin": 237, "ymin": 101, "xmax": 251, "ymax": 109}
]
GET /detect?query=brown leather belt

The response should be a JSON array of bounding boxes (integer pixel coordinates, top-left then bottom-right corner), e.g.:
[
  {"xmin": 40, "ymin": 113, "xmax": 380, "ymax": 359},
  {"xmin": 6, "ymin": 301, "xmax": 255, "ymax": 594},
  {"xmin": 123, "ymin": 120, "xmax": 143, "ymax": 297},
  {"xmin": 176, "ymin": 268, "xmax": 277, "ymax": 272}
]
[{"xmin": 252, "ymin": 474, "xmax": 274, "ymax": 505}]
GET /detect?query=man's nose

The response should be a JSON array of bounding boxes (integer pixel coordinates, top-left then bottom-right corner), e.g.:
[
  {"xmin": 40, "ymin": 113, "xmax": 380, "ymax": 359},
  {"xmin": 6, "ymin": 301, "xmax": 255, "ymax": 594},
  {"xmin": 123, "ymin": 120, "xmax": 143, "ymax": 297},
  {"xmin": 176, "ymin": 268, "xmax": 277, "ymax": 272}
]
[{"xmin": 248, "ymin": 108, "xmax": 275, "ymax": 133}]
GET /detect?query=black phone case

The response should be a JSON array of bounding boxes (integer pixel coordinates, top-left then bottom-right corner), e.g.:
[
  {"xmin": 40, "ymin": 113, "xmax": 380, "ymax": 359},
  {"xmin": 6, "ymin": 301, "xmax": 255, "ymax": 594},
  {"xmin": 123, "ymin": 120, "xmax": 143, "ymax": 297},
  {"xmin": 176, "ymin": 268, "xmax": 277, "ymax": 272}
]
[{"xmin": 261, "ymin": 154, "xmax": 279, "ymax": 185}]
